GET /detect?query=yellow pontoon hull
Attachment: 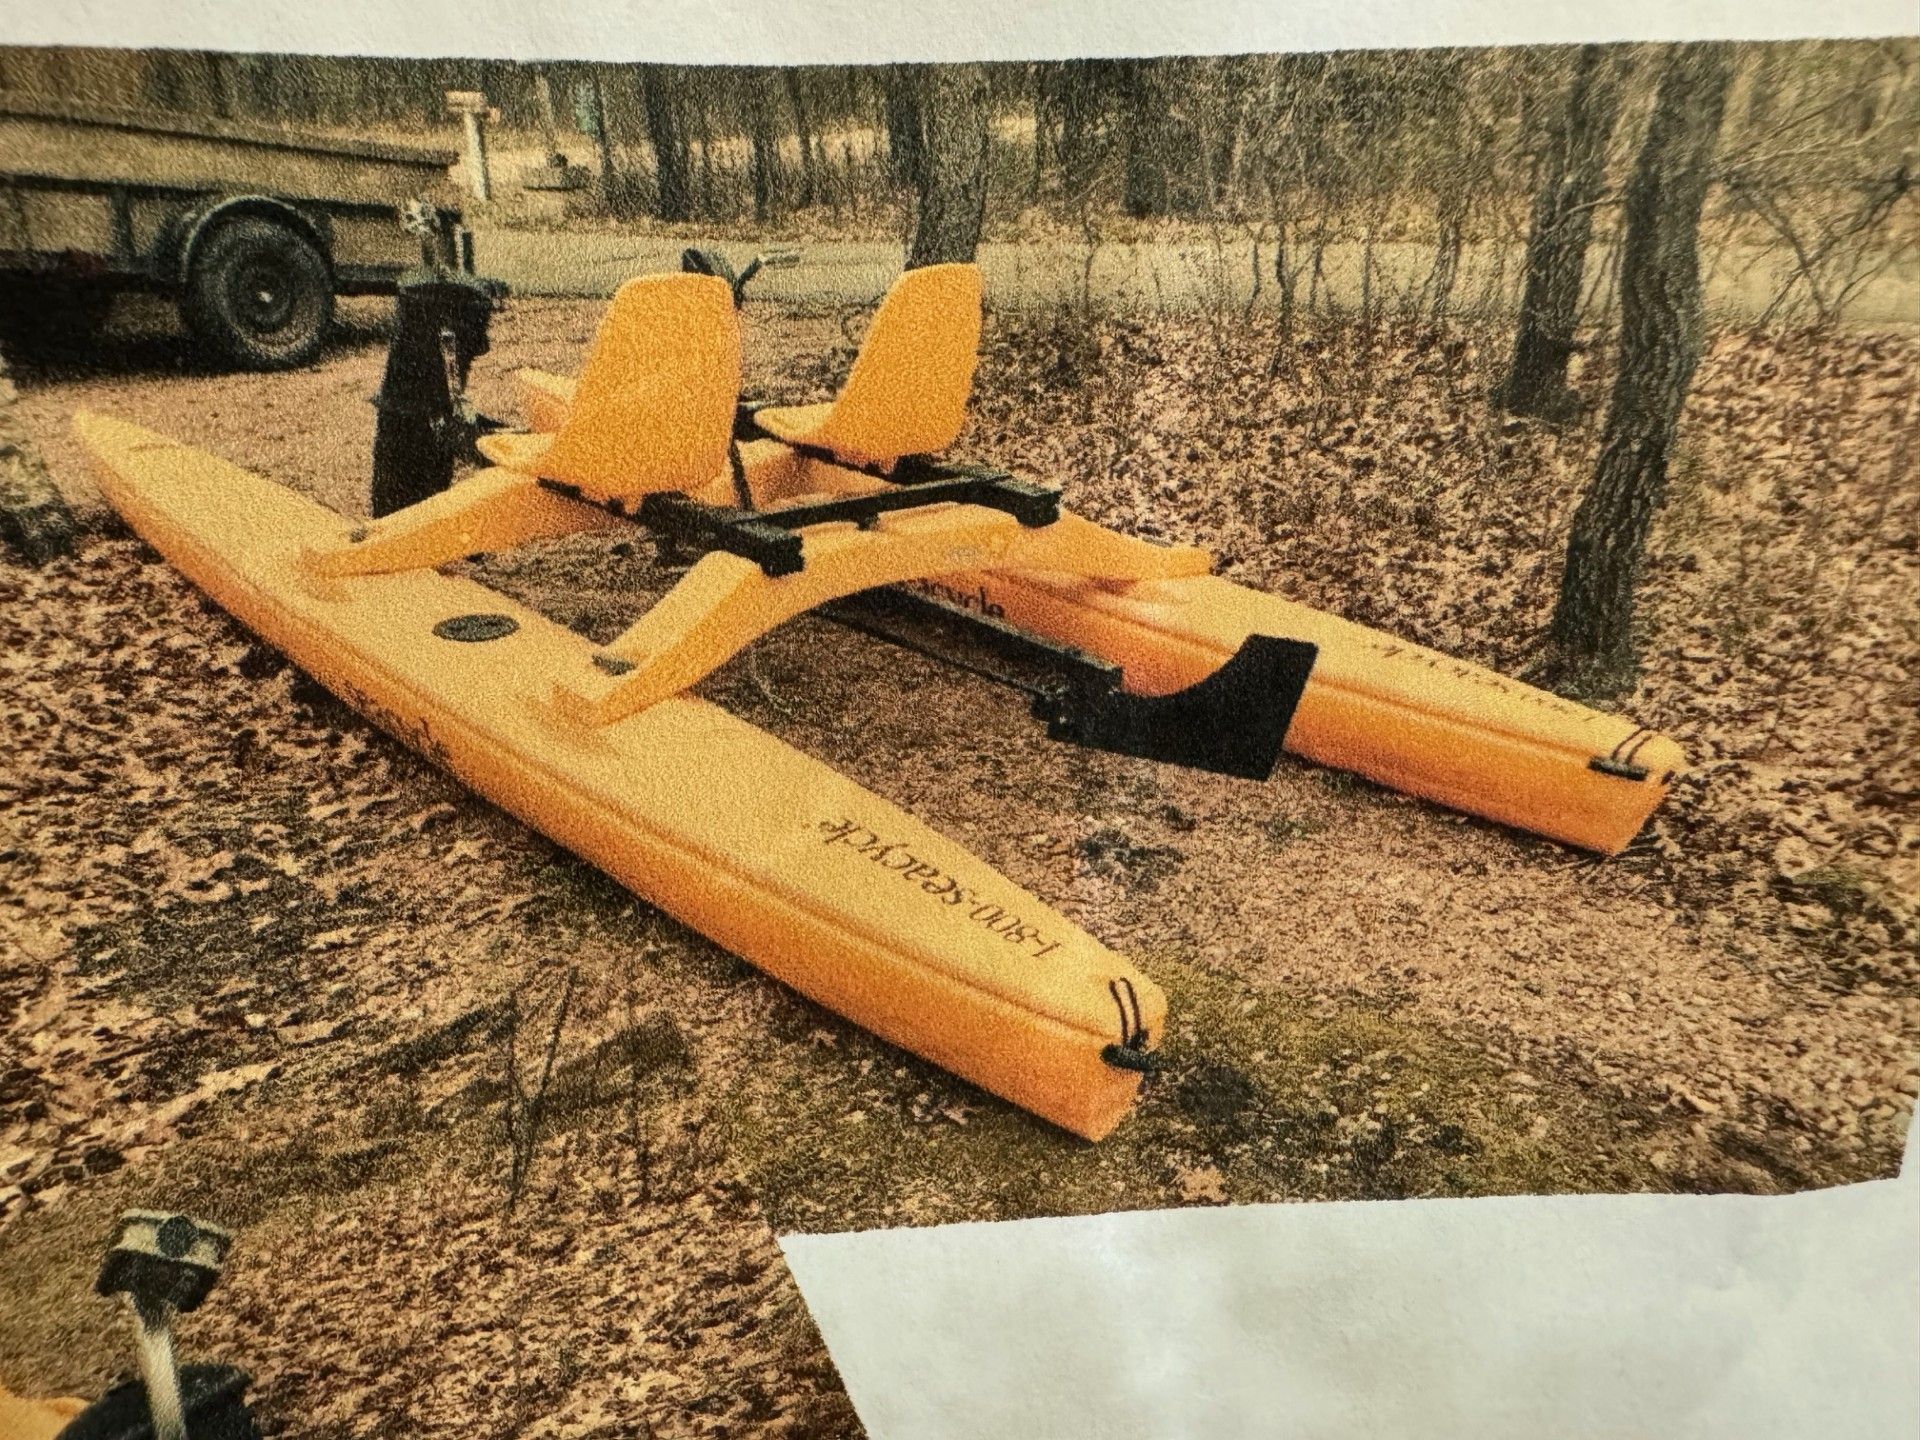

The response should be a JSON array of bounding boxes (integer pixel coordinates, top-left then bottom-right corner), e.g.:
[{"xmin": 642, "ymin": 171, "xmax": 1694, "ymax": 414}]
[
  {"xmin": 75, "ymin": 412, "xmax": 1161, "ymax": 1141},
  {"xmin": 517, "ymin": 368, "xmax": 1682, "ymax": 855}
]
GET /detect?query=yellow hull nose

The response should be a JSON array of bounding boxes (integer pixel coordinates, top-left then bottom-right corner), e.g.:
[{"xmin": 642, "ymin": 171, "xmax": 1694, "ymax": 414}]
[{"xmin": 74, "ymin": 410, "xmax": 1162, "ymax": 1142}]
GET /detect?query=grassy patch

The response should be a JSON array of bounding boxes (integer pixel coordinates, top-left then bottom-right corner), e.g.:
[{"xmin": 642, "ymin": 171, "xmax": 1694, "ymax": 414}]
[{"xmin": 722, "ymin": 948, "xmax": 1672, "ymax": 1233}]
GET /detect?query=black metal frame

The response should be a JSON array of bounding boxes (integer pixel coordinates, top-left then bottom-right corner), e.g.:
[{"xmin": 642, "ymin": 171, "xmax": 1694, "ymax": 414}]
[
  {"xmin": 539, "ymin": 452, "xmax": 1316, "ymax": 780},
  {"xmin": 824, "ymin": 585, "xmax": 1318, "ymax": 782},
  {"xmin": 370, "ymin": 271, "xmax": 503, "ymax": 516}
]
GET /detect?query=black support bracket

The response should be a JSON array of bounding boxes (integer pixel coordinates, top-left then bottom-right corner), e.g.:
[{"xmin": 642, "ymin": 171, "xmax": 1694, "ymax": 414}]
[
  {"xmin": 824, "ymin": 586, "xmax": 1317, "ymax": 782},
  {"xmin": 1038, "ymin": 634, "xmax": 1318, "ymax": 781}
]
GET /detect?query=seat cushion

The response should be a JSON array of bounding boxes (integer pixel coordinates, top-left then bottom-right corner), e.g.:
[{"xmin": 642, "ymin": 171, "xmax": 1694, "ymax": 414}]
[
  {"xmin": 751, "ymin": 403, "xmax": 836, "ymax": 449},
  {"xmin": 475, "ymin": 429, "xmax": 555, "ymax": 474}
]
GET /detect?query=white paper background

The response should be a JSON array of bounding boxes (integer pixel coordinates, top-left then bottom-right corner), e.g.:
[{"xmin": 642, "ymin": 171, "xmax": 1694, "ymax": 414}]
[
  {"xmin": 783, "ymin": 1140, "xmax": 1920, "ymax": 1438},
  {"xmin": 3, "ymin": 2, "xmax": 1915, "ymax": 1435}
]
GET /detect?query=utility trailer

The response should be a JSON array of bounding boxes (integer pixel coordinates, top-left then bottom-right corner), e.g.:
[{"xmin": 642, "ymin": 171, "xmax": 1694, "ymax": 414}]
[{"xmin": 0, "ymin": 94, "xmax": 483, "ymax": 368}]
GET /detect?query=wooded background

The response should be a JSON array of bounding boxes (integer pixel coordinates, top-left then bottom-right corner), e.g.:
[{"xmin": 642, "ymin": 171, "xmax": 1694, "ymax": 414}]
[
  {"xmin": 2, "ymin": 45, "xmax": 1912, "ymax": 261},
  {"xmin": 2, "ymin": 41, "xmax": 1914, "ymax": 683}
]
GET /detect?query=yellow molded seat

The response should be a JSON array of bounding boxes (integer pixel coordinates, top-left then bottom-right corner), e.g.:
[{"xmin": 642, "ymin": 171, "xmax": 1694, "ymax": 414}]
[
  {"xmin": 476, "ymin": 272, "xmax": 741, "ymax": 503},
  {"xmin": 754, "ymin": 263, "xmax": 982, "ymax": 468}
]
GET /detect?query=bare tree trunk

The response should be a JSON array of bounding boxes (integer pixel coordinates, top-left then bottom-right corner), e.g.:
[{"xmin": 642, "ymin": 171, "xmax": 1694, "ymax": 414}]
[
  {"xmin": 204, "ymin": 53, "xmax": 240, "ymax": 119},
  {"xmin": 224, "ymin": 54, "xmax": 265, "ymax": 119},
  {"xmin": 786, "ymin": 70, "xmax": 820, "ymax": 208},
  {"xmin": 413, "ymin": 59, "xmax": 443, "ymax": 125},
  {"xmin": 1207, "ymin": 56, "xmax": 1255, "ymax": 214},
  {"xmin": 1221, "ymin": 94, "xmax": 1250, "ymax": 211},
  {"xmin": 1273, "ymin": 225, "xmax": 1296, "ymax": 342},
  {"xmin": 639, "ymin": 66, "xmax": 694, "ymax": 223},
  {"xmin": 1423, "ymin": 162, "xmax": 1470, "ymax": 323},
  {"xmin": 1498, "ymin": 45, "xmax": 1629, "ymax": 420},
  {"xmin": 1549, "ymin": 43, "xmax": 1734, "ymax": 692},
  {"xmin": 744, "ymin": 70, "xmax": 786, "ymax": 223},
  {"xmin": 532, "ymin": 66, "xmax": 561, "ymax": 158},
  {"xmin": 1029, "ymin": 63, "xmax": 1052, "ymax": 202},
  {"xmin": 906, "ymin": 64, "xmax": 991, "ymax": 268},
  {"xmin": 693, "ymin": 87, "xmax": 715, "ymax": 219},
  {"xmin": 1120, "ymin": 59, "xmax": 1174, "ymax": 218},
  {"xmin": 881, "ymin": 65, "xmax": 926, "ymax": 188},
  {"xmin": 587, "ymin": 72, "xmax": 619, "ymax": 207},
  {"xmin": 1057, "ymin": 59, "xmax": 1115, "ymax": 205}
]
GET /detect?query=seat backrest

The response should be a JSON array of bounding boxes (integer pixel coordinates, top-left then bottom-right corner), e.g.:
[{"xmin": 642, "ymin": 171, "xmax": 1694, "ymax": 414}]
[
  {"xmin": 811, "ymin": 263, "xmax": 983, "ymax": 465},
  {"xmin": 539, "ymin": 273, "xmax": 742, "ymax": 500}
]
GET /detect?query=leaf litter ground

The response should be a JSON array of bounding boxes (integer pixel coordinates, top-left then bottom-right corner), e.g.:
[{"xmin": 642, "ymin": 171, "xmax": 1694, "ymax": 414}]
[{"xmin": 2, "ymin": 296, "xmax": 1914, "ymax": 1436}]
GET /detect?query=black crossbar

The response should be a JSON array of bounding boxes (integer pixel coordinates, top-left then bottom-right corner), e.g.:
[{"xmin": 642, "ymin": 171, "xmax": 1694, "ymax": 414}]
[{"xmin": 635, "ymin": 475, "xmax": 1061, "ymax": 577}]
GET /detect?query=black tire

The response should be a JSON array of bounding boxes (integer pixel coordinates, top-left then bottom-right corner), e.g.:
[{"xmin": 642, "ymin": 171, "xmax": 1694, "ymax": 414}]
[{"xmin": 183, "ymin": 217, "xmax": 333, "ymax": 370}]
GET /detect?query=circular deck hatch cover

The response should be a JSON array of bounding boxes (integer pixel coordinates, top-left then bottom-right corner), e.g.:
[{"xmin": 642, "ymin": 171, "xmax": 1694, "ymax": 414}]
[{"xmin": 433, "ymin": 613, "xmax": 519, "ymax": 642}]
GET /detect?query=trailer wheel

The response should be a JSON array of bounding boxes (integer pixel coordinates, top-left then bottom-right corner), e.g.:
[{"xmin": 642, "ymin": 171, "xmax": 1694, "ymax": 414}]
[{"xmin": 184, "ymin": 217, "xmax": 334, "ymax": 370}]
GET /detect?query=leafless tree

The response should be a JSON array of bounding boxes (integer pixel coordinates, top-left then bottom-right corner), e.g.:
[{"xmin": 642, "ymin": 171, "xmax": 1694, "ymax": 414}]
[
  {"xmin": 639, "ymin": 65, "xmax": 694, "ymax": 222},
  {"xmin": 1121, "ymin": 59, "xmax": 1177, "ymax": 218},
  {"xmin": 1054, "ymin": 59, "xmax": 1121, "ymax": 206},
  {"xmin": 905, "ymin": 64, "xmax": 992, "ymax": 267},
  {"xmin": 1498, "ymin": 46, "xmax": 1631, "ymax": 419},
  {"xmin": 881, "ymin": 64, "xmax": 926, "ymax": 189},
  {"xmin": 742, "ymin": 70, "xmax": 786, "ymax": 223},
  {"xmin": 1550, "ymin": 43, "xmax": 1736, "ymax": 691},
  {"xmin": 786, "ymin": 70, "xmax": 822, "ymax": 208}
]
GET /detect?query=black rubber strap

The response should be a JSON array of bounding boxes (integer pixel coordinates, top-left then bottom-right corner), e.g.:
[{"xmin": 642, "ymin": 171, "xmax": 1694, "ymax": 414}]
[
  {"xmin": 1101, "ymin": 1043, "xmax": 1164, "ymax": 1075},
  {"xmin": 1101, "ymin": 977, "xmax": 1161, "ymax": 1074}
]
